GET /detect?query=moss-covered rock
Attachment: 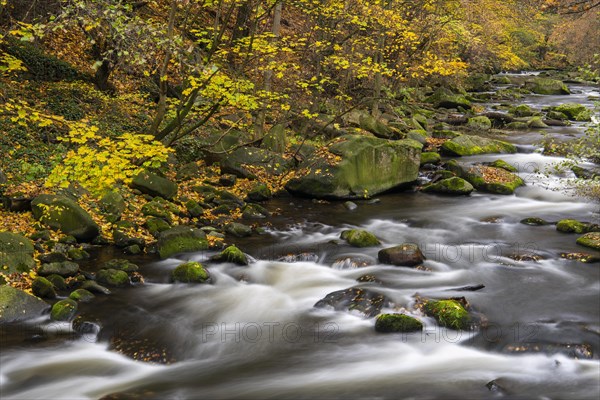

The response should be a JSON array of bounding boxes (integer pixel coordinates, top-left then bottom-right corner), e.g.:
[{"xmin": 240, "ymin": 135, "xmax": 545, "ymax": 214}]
[
  {"xmin": 261, "ymin": 124, "xmax": 288, "ymax": 153},
  {"xmin": 441, "ymin": 134, "xmax": 517, "ymax": 156},
  {"xmin": 141, "ymin": 198, "xmax": 178, "ymax": 223},
  {"xmin": 246, "ymin": 183, "xmax": 272, "ymax": 202},
  {"xmin": 96, "ymin": 268, "xmax": 130, "ymax": 287},
  {"xmin": 546, "ymin": 110, "xmax": 569, "ymax": 120},
  {"xmin": 467, "ymin": 116, "xmax": 492, "ymax": 131},
  {"xmin": 38, "ymin": 261, "xmax": 80, "ymax": 277},
  {"xmin": 225, "ymin": 222, "xmax": 253, "ymax": 238},
  {"xmin": 102, "ymin": 259, "xmax": 139, "ymax": 273},
  {"xmin": 424, "ymin": 299, "xmax": 470, "ymax": 330},
  {"xmin": 341, "ymin": 229, "xmax": 381, "ymax": 248},
  {"xmin": 46, "ymin": 274, "xmax": 68, "ymax": 290},
  {"xmin": 81, "ymin": 280, "xmax": 111, "ymax": 295},
  {"xmin": 556, "ymin": 219, "xmax": 591, "ymax": 234},
  {"xmin": 0, "ymin": 285, "xmax": 50, "ymax": 323},
  {"xmin": 489, "ymin": 159, "xmax": 517, "ymax": 173},
  {"xmin": 286, "ymin": 135, "xmax": 421, "ymax": 199},
  {"xmin": 157, "ymin": 226, "xmax": 209, "ymax": 259},
  {"xmin": 69, "ymin": 288, "xmax": 95, "ymax": 303},
  {"xmin": 220, "ymin": 147, "xmax": 293, "ymax": 178},
  {"xmin": 131, "ymin": 170, "xmax": 178, "ymax": 200},
  {"xmin": 506, "ymin": 121, "xmax": 529, "ymax": 130},
  {"xmin": 31, "ymin": 194, "xmax": 99, "ymax": 242},
  {"xmin": 426, "ymin": 88, "xmax": 472, "ymax": 110},
  {"xmin": 211, "ymin": 245, "xmax": 248, "ymax": 265},
  {"xmin": 375, "ymin": 313, "xmax": 423, "ymax": 333},
  {"xmin": 420, "ymin": 152, "xmax": 441, "ymax": 165},
  {"xmin": 31, "ymin": 276, "xmax": 56, "ymax": 299},
  {"xmin": 510, "ymin": 104, "xmax": 537, "ymax": 117},
  {"xmin": 447, "ymin": 161, "xmax": 524, "ymax": 195},
  {"xmin": 0, "ymin": 232, "xmax": 35, "ymax": 274},
  {"xmin": 99, "ymin": 190, "xmax": 126, "ymax": 223},
  {"xmin": 422, "ymin": 177, "xmax": 474, "ymax": 196},
  {"xmin": 242, "ymin": 203, "xmax": 270, "ymax": 219},
  {"xmin": 527, "ymin": 116, "xmax": 549, "ymax": 129},
  {"xmin": 525, "ymin": 78, "xmax": 570, "ymax": 95},
  {"xmin": 552, "ymin": 103, "xmax": 589, "ymax": 120},
  {"xmin": 575, "ymin": 232, "xmax": 600, "ymax": 250},
  {"xmin": 378, "ymin": 243, "xmax": 425, "ymax": 266},
  {"xmin": 407, "ymin": 129, "xmax": 429, "ymax": 145},
  {"xmin": 185, "ymin": 199, "xmax": 204, "ymax": 218},
  {"xmin": 358, "ymin": 112, "xmax": 393, "ymax": 138},
  {"xmin": 171, "ymin": 261, "xmax": 210, "ymax": 283},
  {"xmin": 50, "ymin": 299, "xmax": 78, "ymax": 321},
  {"xmin": 67, "ymin": 247, "xmax": 90, "ymax": 261},
  {"xmin": 520, "ymin": 217, "xmax": 549, "ymax": 226},
  {"xmin": 144, "ymin": 217, "xmax": 171, "ymax": 237}
]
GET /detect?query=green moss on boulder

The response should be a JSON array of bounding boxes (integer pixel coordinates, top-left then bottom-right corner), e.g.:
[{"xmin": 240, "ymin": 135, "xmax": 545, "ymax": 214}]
[
  {"xmin": 576, "ymin": 232, "xmax": 600, "ymax": 250},
  {"xmin": 556, "ymin": 219, "xmax": 591, "ymax": 234},
  {"xmin": 375, "ymin": 313, "xmax": 423, "ymax": 333},
  {"xmin": 172, "ymin": 261, "xmax": 210, "ymax": 283},
  {"xmin": 426, "ymin": 88, "xmax": 472, "ymax": 110},
  {"xmin": 341, "ymin": 229, "xmax": 381, "ymax": 247},
  {"xmin": 50, "ymin": 298, "xmax": 78, "ymax": 321},
  {"xmin": 467, "ymin": 116, "xmax": 492, "ymax": 130},
  {"xmin": 38, "ymin": 261, "xmax": 80, "ymax": 277},
  {"xmin": 211, "ymin": 245, "xmax": 248, "ymax": 265},
  {"xmin": 131, "ymin": 170, "xmax": 178, "ymax": 200},
  {"xmin": 99, "ymin": 191, "xmax": 126, "ymax": 223},
  {"xmin": 525, "ymin": 78, "xmax": 570, "ymax": 95},
  {"xmin": 69, "ymin": 288, "xmax": 95, "ymax": 302},
  {"xmin": 447, "ymin": 161, "xmax": 524, "ymax": 195},
  {"xmin": 96, "ymin": 268, "xmax": 130, "ymax": 287},
  {"xmin": 286, "ymin": 135, "xmax": 421, "ymax": 199},
  {"xmin": 489, "ymin": 159, "xmax": 517, "ymax": 173},
  {"xmin": 31, "ymin": 276, "xmax": 56, "ymax": 299},
  {"xmin": 420, "ymin": 152, "xmax": 441, "ymax": 165},
  {"xmin": 0, "ymin": 285, "xmax": 50, "ymax": 323},
  {"xmin": 31, "ymin": 194, "xmax": 99, "ymax": 242},
  {"xmin": 225, "ymin": 222, "xmax": 253, "ymax": 238},
  {"xmin": 0, "ymin": 232, "xmax": 35, "ymax": 274},
  {"xmin": 441, "ymin": 134, "xmax": 516, "ymax": 156},
  {"xmin": 422, "ymin": 177, "xmax": 474, "ymax": 196},
  {"xmin": 158, "ymin": 226, "xmax": 209, "ymax": 259},
  {"xmin": 520, "ymin": 217, "xmax": 549, "ymax": 226},
  {"xmin": 424, "ymin": 299, "xmax": 469, "ymax": 330},
  {"xmin": 552, "ymin": 103, "xmax": 589, "ymax": 120}
]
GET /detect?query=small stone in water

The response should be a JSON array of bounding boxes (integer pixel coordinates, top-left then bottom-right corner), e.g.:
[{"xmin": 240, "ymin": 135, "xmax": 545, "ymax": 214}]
[{"xmin": 343, "ymin": 201, "xmax": 358, "ymax": 211}]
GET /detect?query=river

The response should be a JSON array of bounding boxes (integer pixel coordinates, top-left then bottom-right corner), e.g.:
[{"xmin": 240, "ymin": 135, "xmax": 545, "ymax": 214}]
[{"xmin": 1, "ymin": 75, "xmax": 599, "ymax": 399}]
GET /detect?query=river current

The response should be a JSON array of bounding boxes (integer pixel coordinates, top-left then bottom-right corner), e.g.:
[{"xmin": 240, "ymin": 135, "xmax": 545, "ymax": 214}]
[{"xmin": 1, "ymin": 76, "xmax": 599, "ymax": 399}]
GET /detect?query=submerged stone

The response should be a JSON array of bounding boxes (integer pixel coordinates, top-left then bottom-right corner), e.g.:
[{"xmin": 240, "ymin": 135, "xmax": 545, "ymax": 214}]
[
  {"xmin": 314, "ymin": 287, "xmax": 389, "ymax": 318},
  {"xmin": 378, "ymin": 243, "xmax": 425, "ymax": 267}
]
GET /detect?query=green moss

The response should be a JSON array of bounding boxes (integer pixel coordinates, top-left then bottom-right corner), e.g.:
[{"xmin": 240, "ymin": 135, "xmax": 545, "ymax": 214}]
[
  {"xmin": 420, "ymin": 152, "xmax": 441, "ymax": 165},
  {"xmin": 489, "ymin": 159, "xmax": 517, "ymax": 173},
  {"xmin": 158, "ymin": 226, "xmax": 209, "ymax": 259},
  {"xmin": 0, "ymin": 232, "xmax": 36, "ymax": 274},
  {"xmin": 31, "ymin": 194, "xmax": 100, "ymax": 242},
  {"xmin": 441, "ymin": 135, "xmax": 516, "ymax": 156},
  {"xmin": 172, "ymin": 261, "xmax": 210, "ymax": 283},
  {"xmin": 375, "ymin": 313, "xmax": 423, "ymax": 333},
  {"xmin": 46, "ymin": 274, "xmax": 68, "ymax": 290},
  {"xmin": 576, "ymin": 232, "xmax": 600, "ymax": 250},
  {"xmin": 51, "ymin": 299, "xmax": 78, "ymax": 321},
  {"xmin": 31, "ymin": 276, "xmax": 56, "ymax": 299},
  {"xmin": 67, "ymin": 247, "xmax": 90, "ymax": 261},
  {"xmin": 96, "ymin": 268, "xmax": 130, "ymax": 287},
  {"xmin": 424, "ymin": 299, "xmax": 470, "ymax": 330},
  {"xmin": 556, "ymin": 219, "xmax": 590, "ymax": 234},
  {"xmin": 467, "ymin": 116, "xmax": 492, "ymax": 130},
  {"xmin": 144, "ymin": 217, "xmax": 171, "ymax": 237},
  {"xmin": 553, "ymin": 103, "xmax": 588, "ymax": 120},
  {"xmin": 69, "ymin": 289, "xmax": 95, "ymax": 302},
  {"xmin": 102, "ymin": 259, "xmax": 139, "ymax": 273},
  {"xmin": 525, "ymin": 78, "xmax": 570, "ymax": 95},
  {"xmin": 510, "ymin": 104, "xmax": 536, "ymax": 117},
  {"xmin": 422, "ymin": 177, "xmax": 474, "ymax": 196},
  {"xmin": 341, "ymin": 229, "xmax": 381, "ymax": 247},
  {"xmin": 212, "ymin": 245, "xmax": 248, "ymax": 265}
]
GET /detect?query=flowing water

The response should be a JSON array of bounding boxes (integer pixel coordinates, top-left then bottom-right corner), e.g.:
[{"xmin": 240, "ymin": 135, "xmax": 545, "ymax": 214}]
[{"xmin": 1, "ymin": 77, "xmax": 599, "ymax": 399}]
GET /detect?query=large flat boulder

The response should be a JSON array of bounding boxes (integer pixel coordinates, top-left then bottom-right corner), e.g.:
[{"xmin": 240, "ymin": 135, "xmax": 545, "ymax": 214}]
[
  {"xmin": 157, "ymin": 226, "xmax": 209, "ymax": 259},
  {"xmin": 131, "ymin": 170, "xmax": 178, "ymax": 200},
  {"xmin": 31, "ymin": 194, "xmax": 99, "ymax": 242},
  {"xmin": 524, "ymin": 78, "xmax": 570, "ymax": 95},
  {"xmin": 0, "ymin": 285, "xmax": 50, "ymax": 323},
  {"xmin": 447, "ymin": 160, "xmax": 524, "ymax": 195},
  {"xmin": 286, "ymin": 135, "xmax": 421, "ymax": 199},
  {"xmin": 441, "ymin": 134, "xmax": 517, "ymax": 156}
]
